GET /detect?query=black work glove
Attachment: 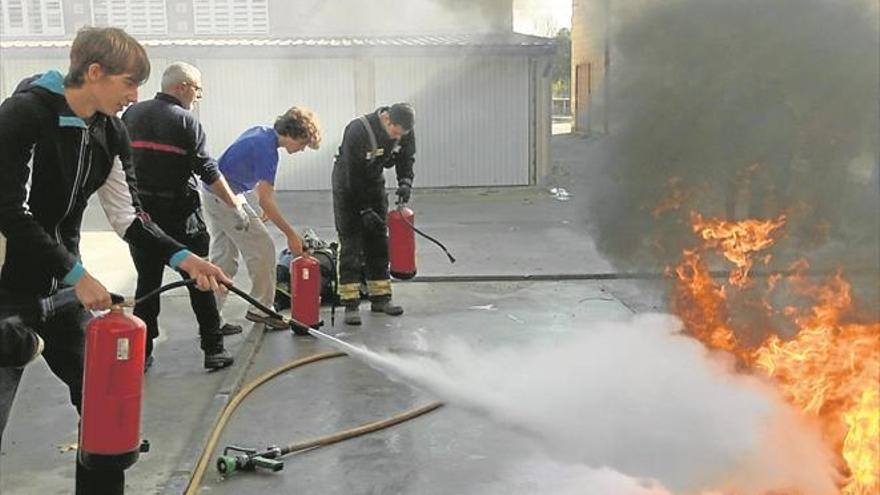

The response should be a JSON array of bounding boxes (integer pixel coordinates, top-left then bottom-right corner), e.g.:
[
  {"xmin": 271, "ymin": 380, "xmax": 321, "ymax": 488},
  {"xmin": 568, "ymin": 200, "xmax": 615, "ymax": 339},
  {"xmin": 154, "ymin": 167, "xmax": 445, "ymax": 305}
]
[
  {"xmin": 360, "ymin": 209, "xmax": 386, "ymax": 232},
  {"xmin": 396, "ymin": 183, "xmax": 412, "ymax": 204}
]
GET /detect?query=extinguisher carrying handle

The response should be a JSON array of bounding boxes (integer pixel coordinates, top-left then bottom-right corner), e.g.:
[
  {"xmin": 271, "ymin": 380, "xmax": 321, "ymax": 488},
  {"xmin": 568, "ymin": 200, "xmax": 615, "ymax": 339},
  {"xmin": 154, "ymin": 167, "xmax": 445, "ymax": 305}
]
[{"xmin": 36, "ymin": 288, "xmax": 126, "ymax": 322}]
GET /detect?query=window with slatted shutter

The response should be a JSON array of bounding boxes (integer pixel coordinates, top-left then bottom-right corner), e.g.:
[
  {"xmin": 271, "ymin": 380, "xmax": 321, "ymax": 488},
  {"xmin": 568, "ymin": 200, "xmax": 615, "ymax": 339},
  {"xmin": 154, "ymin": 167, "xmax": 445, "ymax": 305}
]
[
  {"xmin": 91, "ymin": 0, "xmax": 167, "ymax": 35},
  {"xmin": 0, "ymin": 0, "xmax": 64, "ymax": 36},
  {"xmin": 193, "ymin": 0, "xmax": 268, "ymax": 35}
]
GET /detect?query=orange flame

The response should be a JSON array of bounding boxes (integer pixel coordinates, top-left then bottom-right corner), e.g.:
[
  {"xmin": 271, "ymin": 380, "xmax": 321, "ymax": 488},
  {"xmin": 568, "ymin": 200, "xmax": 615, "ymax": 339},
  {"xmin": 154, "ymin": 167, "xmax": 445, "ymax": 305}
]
[
  {"xmin": 671, "ymin": 214, "xmax": 880, "ymax": 495},
  {"xmin": 651, "ymin": 177, "xmax": 692, "ymax": 218},
  {"xmin": 670, "ymin": 250, "xmax": 739, "ymax": 354},
  {"xmin": 690, "ymin": 213, "xmax": 786, "ymax": 287}
]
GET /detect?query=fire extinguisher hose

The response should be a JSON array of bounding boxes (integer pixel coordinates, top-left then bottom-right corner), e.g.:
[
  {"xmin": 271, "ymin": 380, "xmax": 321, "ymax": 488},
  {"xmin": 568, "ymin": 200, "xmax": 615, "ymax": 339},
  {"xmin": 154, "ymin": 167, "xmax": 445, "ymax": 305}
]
[
  {"xmin": 183, "ymin": 350, "xmax": 442, "ymax": 493},
  {"xmin": 129, "ymin": 279, "xmax": 197, "ymax": 307},
  {"xmin": 396, "ymin": 205, "xmax": 456, "ymax": 264}
]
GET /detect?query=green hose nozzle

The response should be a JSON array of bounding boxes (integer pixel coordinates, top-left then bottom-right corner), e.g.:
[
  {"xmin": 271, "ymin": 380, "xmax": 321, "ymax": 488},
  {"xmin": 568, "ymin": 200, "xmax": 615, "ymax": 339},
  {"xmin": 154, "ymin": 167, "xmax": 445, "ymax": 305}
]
[{"xmin": 216, "ymin": 445, "xmax": 283, "ymax": 476}]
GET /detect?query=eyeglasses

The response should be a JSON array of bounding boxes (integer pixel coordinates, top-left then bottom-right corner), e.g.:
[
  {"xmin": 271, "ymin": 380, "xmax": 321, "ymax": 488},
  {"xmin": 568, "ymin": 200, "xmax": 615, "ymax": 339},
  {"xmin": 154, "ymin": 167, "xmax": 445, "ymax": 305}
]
[{"xmin": 183, "ymin": 81, "xmax": 203, "ymax": 98}]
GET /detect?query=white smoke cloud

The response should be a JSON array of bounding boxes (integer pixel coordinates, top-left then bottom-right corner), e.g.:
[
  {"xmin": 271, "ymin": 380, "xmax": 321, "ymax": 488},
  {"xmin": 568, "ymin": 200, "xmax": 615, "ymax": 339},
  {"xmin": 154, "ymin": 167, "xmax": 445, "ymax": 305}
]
[{"xmin": 351, "ymin": 313, "xmax": 838, "ymax": 494}]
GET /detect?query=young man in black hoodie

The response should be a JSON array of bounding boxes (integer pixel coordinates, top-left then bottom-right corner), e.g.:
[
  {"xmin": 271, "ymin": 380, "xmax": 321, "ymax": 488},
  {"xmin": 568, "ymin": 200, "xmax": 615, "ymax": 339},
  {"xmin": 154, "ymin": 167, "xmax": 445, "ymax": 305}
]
[{"xmin": 0, "ymin": 26, "xmax": 230, "ymax": 494}]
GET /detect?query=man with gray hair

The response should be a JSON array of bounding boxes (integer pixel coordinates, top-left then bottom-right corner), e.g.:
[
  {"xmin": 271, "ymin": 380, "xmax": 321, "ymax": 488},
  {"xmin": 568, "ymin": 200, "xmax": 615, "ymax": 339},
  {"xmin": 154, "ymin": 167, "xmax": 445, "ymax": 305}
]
[{"xmin": 122, "ymin": 61, "xmax": 246, "ymax": 370}]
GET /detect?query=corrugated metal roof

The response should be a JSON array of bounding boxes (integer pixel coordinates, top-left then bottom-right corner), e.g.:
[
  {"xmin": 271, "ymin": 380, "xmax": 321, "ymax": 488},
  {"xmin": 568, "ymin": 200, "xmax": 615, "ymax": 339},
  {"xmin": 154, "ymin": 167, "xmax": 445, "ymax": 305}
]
[{"xmin": 0, "ymin": 33, "xmax": 554, "ymax": 50}]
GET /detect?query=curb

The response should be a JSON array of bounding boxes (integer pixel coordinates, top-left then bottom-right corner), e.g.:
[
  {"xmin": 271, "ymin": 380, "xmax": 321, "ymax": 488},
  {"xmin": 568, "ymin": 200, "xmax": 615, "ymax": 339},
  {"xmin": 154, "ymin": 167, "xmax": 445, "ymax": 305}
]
[{"xmin": 160, "ymin": 323, "xmax": 268, "ymax": 495}]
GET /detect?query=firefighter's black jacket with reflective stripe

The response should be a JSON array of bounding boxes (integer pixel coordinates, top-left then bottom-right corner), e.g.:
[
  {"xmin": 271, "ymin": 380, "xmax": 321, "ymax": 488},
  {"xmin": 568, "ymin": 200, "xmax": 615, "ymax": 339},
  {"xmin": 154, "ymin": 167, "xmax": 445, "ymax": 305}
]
[
  {"xmin": 121, "ymin": 92, "xmax": 221, "ymax": 209},
  {"xmin": 331, "ymin": 108, "xmax": 416, "ymax": 215},
  {"xmin": 0, "ymin": 71, "xmax": 185, "ymax": 296}
]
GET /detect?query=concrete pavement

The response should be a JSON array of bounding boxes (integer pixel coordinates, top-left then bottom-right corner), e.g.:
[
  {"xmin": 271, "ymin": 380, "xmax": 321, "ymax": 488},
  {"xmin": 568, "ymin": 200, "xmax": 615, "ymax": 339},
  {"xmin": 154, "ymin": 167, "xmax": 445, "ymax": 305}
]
[{"xmin": 1, "ymin": 133, "xmax": 668, "ymax": 494}]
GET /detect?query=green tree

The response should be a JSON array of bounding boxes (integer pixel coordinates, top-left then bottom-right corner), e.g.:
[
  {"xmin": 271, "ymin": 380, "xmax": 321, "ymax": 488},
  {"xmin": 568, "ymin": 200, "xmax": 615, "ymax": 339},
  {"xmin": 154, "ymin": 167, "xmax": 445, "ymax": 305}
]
[{"xmin": 552, "ymin": 27, "xmax": 571, "ymax": 97}]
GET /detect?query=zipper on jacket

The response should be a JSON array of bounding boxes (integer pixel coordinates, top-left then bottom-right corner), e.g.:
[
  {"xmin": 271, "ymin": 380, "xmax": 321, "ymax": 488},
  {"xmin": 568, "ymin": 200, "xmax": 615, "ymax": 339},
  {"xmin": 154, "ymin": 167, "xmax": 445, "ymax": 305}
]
[{"xmin": 51, "ymin": 128, "xmax": 89, "ymax": 293}]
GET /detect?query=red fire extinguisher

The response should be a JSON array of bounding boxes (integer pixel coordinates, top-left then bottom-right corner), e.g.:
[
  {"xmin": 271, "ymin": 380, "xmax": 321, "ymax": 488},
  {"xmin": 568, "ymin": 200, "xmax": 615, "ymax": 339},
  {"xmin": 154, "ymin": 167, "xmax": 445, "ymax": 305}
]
[
  {"xmin": 79, "ymin": 308, "xmax": 147, "ymax": 471},
  {"xmin": 388, "ymin": 206, "xmax": 417, "ymax": 280},
  {"xmin": 291, "ymin": 253, "xmax": 320, "ymax": 327}
]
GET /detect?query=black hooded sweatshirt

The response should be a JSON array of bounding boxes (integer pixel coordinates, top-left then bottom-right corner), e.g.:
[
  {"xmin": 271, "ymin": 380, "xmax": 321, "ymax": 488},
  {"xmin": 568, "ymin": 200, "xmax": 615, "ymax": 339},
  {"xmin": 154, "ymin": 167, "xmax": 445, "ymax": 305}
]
[{"xmin": 0, "ymin": 70, "xmax": 185, "ymax": 297}]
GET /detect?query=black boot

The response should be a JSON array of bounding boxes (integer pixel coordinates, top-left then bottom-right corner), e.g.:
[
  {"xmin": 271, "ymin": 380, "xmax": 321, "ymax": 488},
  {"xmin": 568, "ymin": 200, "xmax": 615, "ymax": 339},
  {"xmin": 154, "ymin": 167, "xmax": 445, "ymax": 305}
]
[
  {"xmin": 143, "ymin": 354, "xmax": 155, "ymax": 373},
  {"xmin": 143, "ymin": 337, "xmax": 155, "ymax": 373},
  {"xmin": 371, "ymin": 298, "xmax": 403, "ymax": 316},
  {"xmin": 343, "ymin": 303, "xmax": 361, "ymax": 325},
  {"xmin": 203, "ymin": 343, "xmax": 234, "ymax": 370},
  {"xmin": 219, "ymin": 323, "xmax": 243, "ymax": 336}
]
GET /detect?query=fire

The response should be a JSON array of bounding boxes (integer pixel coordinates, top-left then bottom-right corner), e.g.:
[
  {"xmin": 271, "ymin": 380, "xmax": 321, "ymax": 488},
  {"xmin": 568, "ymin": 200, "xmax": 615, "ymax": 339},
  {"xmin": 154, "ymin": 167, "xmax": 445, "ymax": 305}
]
[
  {"xmin": 671, "ymin": 213, "xmax": 880, "ymax": 495},
  {"xmin": 754, "ymin": 271, "xmax": 880, "ymax": 494},
  {"xmin": 652, "ymin": 177, "xmax": 688, "ymax": 218},
  {"xmin": 670, "ymin": 250, "xmax": 739, "ymax": 354},
  {"xmin": 842, "ymin": 388, "xmax": 880, "ymax": 492},
  {"xmin": 690, "ymin": 213, "xmax": 786, "ymax": 287}
]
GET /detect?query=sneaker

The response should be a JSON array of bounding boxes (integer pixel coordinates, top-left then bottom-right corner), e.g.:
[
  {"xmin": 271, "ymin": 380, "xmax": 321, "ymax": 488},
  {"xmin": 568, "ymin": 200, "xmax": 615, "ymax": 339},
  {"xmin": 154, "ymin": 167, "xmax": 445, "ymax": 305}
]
[
  {"xmin": 245, "ymin": 311, "xmax": 288, "ymax": 330},
  {"xmin": 219, "ymin": 323, "xmax": 243, "ymax": 336},
  {"xmin": 344, "ymin": 305, "xmax": 362, "ymax": 326},
  {"xmin": 203, "ymin": 347, "xmax": 234, "ymax": 370},
  {"xmin": 371, "ymin": 299, "xmax": 403, "ymax": 316}
]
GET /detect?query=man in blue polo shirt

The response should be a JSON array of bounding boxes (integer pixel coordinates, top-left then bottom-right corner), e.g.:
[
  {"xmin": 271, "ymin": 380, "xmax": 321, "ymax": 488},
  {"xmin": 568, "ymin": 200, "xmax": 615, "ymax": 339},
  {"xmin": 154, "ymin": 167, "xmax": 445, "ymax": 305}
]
[{"xmin": 202, "ymin": 107, "xmax": 321, "ymax": 328}]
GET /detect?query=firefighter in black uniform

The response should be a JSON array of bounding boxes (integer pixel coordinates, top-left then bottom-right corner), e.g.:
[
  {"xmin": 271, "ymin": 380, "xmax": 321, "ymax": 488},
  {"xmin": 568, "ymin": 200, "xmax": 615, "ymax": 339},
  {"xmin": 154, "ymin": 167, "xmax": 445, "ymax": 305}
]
[
  {"xmin": 332, "ymin": 103, "xmax": 415, "ymax": 325},
  {"xmin": 122, "ymin": 62, "xmax": 245, "ymax": 370}
]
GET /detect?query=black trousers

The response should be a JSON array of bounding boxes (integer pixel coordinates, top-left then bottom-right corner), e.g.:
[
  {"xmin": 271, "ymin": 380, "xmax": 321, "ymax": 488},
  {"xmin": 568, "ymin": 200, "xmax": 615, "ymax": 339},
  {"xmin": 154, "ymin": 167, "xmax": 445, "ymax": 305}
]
[
  {"xmin": 0, "ymin": 288, "xmax": 125, "ymax": 494},
  {"xmin": 332, "ymin": 189, "xmax": 391, "ymax": 303},
  {"xmin": 128, "ymin": 207, "xmax": 221, "ymax": 356}
]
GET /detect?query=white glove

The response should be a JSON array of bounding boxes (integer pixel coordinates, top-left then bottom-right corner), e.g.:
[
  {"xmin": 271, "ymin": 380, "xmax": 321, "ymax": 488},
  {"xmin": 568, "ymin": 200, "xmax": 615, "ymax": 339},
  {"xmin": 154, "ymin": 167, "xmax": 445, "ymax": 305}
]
[{"xmin": 233, "ymin": 204, "xmax": 251, "ymax": 231}]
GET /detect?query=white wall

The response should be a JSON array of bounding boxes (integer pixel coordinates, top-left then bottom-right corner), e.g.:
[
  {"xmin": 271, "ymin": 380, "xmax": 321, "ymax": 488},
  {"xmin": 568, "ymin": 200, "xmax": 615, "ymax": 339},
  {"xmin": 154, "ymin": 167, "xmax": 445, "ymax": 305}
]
[
  {"xmin": 195, "ymin": 57, "xmax": 355, "ymax": 190},
  {"xmin": 0, "ymin": 58, "xmax": 67, "ymax": 99},
  {"xmin": 270, "ymin": 0, "xmax": 512, "ymax": 36},
  {"xmin": 375, "ymin": 55, "xmax": 531, "ymax": 187},
  {"xmin": 0, "ymin": 56, "xmax": 168, "ymax": 106},
  {"xmin": 197, "ymin": 55, "xmax": 531, "ymax": 190},
  {"xmin": 0, "ymin": 52, "xmax": 534, "ymax": 190}
]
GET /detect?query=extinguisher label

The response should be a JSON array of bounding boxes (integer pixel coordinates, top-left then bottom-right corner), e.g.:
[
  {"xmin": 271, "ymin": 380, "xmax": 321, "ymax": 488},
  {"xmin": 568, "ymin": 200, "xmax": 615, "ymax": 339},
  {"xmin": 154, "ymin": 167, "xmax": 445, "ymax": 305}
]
[
  {"xmin": 116, "ymin": 338, "xmax": 130, "ymax": 360},
  {"xmin": 302, "ymin": 268, "xmax": 310, "ymax": 280}
]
